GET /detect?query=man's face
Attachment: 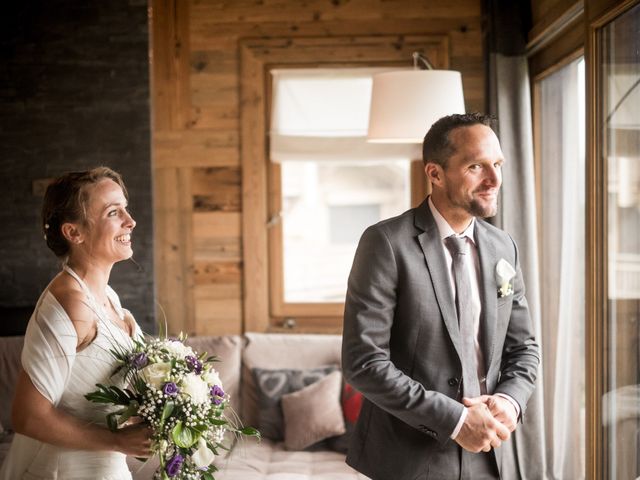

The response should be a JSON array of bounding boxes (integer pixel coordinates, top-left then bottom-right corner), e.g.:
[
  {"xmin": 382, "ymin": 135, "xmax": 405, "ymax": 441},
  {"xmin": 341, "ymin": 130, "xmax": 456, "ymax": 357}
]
[{"xmin": 436, "ymin": 124, "xmax": 504, "ymax": 218}]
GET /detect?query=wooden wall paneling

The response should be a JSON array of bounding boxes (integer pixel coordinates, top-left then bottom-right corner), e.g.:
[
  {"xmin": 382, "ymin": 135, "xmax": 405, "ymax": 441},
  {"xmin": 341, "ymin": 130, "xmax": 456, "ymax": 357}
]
[
  {"xmin": 151, "ymin": 0, "xmax": 485, "ymax": 336},
  {"xmin": 240, "ymin": 35, "xmax": 449, "ymax": 332},
  {"xmin": 151, "ymin": 0, "xmax": 195, "ymax": 336},
  {"xmin": 190, "ymin": 18, "xmax": 481, "ymax": 51}
]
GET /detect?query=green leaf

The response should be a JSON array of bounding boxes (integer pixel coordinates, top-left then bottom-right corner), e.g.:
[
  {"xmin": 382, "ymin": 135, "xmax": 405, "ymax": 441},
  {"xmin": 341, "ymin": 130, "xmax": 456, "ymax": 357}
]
[
  {"xmin": 116, "ymin": 401, "xmax": 139, "ymax": 425},
  {"xmin": 238, "ymin": 426, "xmax": 261, "ymax": 437},
  {"xmin": 106, "ymin": 412, "xmax": 119, "ymax": 432},
  {"xmin": 207, "ymin": 419, "xmax": 227, "ymax": 426},
  {"xmin": 171, "ymin": 421, "xmax": 200, "ymax": 448},
  {"xmin": 160, "ymin": 400, "xmax": 175, "ymax": 425},
  {"xmin": 203, "ymin": 473, "xmax": 215, "ymax": 480}
]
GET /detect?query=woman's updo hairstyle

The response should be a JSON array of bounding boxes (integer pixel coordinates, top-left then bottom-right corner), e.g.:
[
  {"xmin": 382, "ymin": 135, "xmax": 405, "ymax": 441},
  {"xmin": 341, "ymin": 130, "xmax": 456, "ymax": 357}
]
[{"xmin": 42, "ymin": 167, "xmax": 128, "ymax": 258}]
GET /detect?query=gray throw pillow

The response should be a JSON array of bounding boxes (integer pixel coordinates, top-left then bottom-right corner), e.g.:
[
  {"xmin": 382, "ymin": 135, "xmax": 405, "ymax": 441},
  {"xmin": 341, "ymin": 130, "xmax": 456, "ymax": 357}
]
[{"xmin": 252, "ymin": 365, "xmax": 338, "ymax": 441}]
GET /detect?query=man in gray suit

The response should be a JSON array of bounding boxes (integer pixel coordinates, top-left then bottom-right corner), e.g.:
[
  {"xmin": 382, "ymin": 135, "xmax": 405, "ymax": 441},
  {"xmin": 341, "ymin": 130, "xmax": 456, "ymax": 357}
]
[{"xmin": 342, "ymin": 113, "xmax": 540, "ymax": 480}]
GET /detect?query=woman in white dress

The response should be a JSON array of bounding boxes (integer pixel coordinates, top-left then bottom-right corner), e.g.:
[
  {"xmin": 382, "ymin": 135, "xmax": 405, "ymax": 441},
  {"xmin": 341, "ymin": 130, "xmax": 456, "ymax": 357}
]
[{"xmin": 0, "ymin": 167, "xmax": 152, "ymax": 479}]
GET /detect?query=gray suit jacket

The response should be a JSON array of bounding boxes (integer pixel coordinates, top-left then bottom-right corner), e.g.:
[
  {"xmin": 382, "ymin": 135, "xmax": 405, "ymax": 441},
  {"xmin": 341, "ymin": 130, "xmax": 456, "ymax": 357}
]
[{"xmin": 342, "ymin": 199, "xmax": 540, "ymax": 480}]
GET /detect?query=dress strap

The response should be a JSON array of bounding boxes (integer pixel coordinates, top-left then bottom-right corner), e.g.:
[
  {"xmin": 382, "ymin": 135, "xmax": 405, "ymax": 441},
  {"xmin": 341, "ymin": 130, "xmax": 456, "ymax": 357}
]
[
  {"xmin": 62, "ymin": 264, "xmax": 95, "ymax": 303},
  {"xmin": 62, "ymin": 264, "xmax": 122, "ymax": 322}
]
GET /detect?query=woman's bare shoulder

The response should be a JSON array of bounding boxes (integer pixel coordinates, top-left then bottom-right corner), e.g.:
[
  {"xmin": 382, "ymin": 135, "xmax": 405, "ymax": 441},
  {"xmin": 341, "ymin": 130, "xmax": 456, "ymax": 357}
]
[{"xmin": 47, "ymin": 274, "xmax": 97, "ymax": 343}]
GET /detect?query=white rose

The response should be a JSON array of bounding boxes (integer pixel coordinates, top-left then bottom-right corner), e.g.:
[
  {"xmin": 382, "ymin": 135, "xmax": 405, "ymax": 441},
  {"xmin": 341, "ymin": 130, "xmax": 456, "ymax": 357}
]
[
  {"xmin": 164, "ymin": 340, "xmax": 194, "ymax": 359},
  {"xmin": 204, "ymin": 368, "xmax": 222, "ymax": 389},
  {"xmin": 141, "ymin": 362, "xmax": 172, "ymax": 389},
  {"xmin": 181, "ymin": 373, "xmax": 210, "ymax": 404},
  {"xmin": 191, "ymin": 437, "xmax": 215, "ymax": 468}
]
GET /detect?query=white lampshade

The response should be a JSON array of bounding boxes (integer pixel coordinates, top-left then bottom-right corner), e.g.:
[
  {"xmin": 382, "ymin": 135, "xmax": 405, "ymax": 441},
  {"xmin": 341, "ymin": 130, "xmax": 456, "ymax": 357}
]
[{"xmin": 367, "ymin": 70, "xmax": 465, "ymax": 143}]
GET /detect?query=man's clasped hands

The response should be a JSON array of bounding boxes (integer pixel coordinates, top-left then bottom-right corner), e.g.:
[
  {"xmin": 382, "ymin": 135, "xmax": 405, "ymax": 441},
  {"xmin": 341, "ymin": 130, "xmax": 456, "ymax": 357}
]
[{"xmin": 454, "ymin": 395, "xmax": 519, "ymax": 453}]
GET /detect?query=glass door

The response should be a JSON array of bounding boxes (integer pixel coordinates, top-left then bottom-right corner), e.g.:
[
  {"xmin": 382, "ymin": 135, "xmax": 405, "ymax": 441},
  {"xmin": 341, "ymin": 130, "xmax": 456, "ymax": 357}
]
[{"xmin": 589, "ymin": 1, "xmax": 640, "ymax": 478}]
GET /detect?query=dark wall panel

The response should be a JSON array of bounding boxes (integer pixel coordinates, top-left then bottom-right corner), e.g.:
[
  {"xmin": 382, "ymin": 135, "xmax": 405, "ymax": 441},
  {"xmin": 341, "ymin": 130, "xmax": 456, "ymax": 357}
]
[{"xmin": 0, "ymin": 0, "xmax": 155, "ymax": 334}]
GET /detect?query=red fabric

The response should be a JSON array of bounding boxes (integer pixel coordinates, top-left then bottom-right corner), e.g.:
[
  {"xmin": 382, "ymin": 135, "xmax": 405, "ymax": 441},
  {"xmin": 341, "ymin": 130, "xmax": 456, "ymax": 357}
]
[{"xmin": 342, "ymin": 383, "xmax": 363, "ymax": 424}]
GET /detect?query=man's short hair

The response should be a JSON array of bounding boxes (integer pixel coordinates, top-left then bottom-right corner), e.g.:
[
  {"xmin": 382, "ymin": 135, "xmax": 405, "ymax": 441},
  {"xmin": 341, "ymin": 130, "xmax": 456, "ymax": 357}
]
[{"xmin": 422, "ymin": 113, "xmax": 495, "ymax": 167}]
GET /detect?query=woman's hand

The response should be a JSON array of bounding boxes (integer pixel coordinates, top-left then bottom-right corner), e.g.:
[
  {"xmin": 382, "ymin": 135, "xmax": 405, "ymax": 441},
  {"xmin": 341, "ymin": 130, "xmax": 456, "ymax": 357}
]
[{"xmin": 113, "ymin": 423, "xmax": 153, "ymax": 457}]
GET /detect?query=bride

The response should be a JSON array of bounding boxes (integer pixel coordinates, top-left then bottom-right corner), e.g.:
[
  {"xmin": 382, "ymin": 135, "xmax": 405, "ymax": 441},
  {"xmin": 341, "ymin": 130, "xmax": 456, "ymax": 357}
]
[{"xmin": 0, "ymin": 167, "xmax": 151, "ymax": 479}]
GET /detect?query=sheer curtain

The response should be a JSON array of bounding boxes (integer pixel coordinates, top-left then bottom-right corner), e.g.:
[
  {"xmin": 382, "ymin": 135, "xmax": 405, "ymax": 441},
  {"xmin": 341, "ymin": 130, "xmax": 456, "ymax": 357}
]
[{"xmin": 538, "ymin": 58, "xmax": 586, "ymax": 480}]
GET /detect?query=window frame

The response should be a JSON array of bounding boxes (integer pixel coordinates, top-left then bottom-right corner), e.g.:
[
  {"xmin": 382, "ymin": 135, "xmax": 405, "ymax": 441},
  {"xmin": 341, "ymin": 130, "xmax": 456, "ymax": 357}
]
[{"xmin": 240, "ymin": 35, "xmax": 445, "ymax": 332}]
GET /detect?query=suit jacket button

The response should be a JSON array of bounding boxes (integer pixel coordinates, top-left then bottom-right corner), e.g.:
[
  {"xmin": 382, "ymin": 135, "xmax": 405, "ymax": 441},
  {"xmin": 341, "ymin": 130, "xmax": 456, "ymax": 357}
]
[{"xmin": 448, "ymin": 377, "xmax": 459, "ymax": 386}]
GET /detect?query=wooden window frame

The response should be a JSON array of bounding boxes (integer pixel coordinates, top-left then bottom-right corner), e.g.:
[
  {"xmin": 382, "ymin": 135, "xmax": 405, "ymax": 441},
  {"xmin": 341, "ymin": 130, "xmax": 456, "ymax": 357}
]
[
  {"xmin": 240, "ymin": 35, "xmax": 447, "ymax": 332},
  {"xmin": 585, "ymin": 1, "xmax": 640, "ymax": 478}
]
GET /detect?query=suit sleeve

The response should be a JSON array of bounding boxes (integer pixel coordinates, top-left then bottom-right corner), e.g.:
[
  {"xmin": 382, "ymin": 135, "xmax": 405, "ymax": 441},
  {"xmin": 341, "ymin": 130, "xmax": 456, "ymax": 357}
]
[
  {"xmin": 342, "ymin": 225, "xmax": 464, "ymax": 444},
  {"xmin": 493, "ymin": 236, "xmax": 540, "ymax": 418}
]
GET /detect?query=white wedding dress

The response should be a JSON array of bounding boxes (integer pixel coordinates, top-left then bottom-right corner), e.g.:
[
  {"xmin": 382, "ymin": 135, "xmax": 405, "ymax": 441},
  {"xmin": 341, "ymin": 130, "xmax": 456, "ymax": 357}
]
[{"xmin": 0, "ymin": 266, "xmax": 143, "ymax": 480}]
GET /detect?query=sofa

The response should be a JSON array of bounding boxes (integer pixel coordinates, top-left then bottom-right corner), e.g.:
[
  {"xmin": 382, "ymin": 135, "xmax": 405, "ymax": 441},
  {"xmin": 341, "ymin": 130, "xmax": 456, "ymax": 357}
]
[{"xmin": 0, "ymin": 333, "xmax": 369, "ymax": 480}]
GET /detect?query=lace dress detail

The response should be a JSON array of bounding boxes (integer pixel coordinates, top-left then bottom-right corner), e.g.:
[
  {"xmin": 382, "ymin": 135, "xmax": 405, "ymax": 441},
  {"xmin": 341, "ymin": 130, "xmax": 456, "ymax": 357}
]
[{"xmin": 0, "ymin": 266, "xmax": 142, "ymax": 480}]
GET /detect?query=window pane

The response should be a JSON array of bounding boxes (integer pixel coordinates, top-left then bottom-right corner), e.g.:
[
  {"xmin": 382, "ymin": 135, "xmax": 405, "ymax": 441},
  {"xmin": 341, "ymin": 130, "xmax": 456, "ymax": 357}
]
[
  {"xmin": 537, "ymin": 56, "xmax": 586, "ymax": 479},
  {"xmin": 281, "ymin": 160, "xmax": 410, "ymax": 303},
  {"xmin": 601, "ymin": 4, "xmax": 640, "ymax": 479}
]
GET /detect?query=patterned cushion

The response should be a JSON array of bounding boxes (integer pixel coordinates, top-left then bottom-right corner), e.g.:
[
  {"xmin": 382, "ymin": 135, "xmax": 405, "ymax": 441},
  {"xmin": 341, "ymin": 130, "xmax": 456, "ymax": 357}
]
[
  {"xmin": 252, "ymin": 365, "xmax": 338, "ymax": 441},
  {"xmin": 241, "ymin": 333, "xmax": 342, "ymax": 427}
]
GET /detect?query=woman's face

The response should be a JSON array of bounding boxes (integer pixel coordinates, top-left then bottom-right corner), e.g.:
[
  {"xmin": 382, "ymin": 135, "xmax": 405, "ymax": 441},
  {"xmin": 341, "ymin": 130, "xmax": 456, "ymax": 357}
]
[{"xmin": 78, "ymin": 178, "xmax": 136, "ymax": 263}]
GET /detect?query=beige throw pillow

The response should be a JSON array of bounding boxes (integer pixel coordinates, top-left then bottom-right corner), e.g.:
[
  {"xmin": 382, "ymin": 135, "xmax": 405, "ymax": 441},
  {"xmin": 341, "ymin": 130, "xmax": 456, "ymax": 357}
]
[{"xmin": 281, "ymin": 370, "xmax": 346, "ymax": 450}]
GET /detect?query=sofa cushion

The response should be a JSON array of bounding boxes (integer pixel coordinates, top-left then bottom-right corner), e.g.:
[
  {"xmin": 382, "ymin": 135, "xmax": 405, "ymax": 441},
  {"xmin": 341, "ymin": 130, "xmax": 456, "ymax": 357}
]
[
  {"xmin": 252, "ymin": 365, "xmax": 338, "ymax": 441},
  {"xmin": 185, "ymin": 335, "xmax": 243, "ymax": 415},
  {"xmin": 0, "ymin": 336, "xmax": 25, "ymax": 430},
  {"xmin": 242, "ymin": 333, "xmax": 342, "ymax": 427},
  {"xmin": 211, "ymin": 438, "xmax": 370, "ymax": 480},
  {"xmin": 282, "ymin": 370, "xmax": 346, "ymax": 450}
]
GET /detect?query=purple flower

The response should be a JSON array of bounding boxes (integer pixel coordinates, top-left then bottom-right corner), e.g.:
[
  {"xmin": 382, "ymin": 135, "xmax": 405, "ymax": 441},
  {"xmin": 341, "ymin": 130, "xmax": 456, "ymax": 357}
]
[
  {"xmin": 162, "ymin": 382, "xmax": 179, "ymax": 397},
  {"xmin": 210, "ymin": 385, "xmax": 225, "ymax": 405},
  {"xmin": 130, "ymin": 352, "xmax": 148, "ymax": 369},
  {"xmin": 185, "ymin": 355, "xmax": 203, "ymax": 374},
  {"xmin": 165, "ymin": 453, "xmax": 184, "ymax": 477}
]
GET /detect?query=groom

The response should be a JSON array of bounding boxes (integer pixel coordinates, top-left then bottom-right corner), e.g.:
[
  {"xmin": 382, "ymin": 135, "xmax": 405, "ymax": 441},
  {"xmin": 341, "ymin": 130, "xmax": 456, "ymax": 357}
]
[{"xmin": 342, "ymin": 113, "xmax": 540, "ymax": 480}]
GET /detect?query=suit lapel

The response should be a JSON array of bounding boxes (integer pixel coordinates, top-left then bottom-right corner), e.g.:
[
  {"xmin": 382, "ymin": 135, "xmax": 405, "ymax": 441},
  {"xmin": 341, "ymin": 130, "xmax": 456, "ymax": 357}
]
[
  {"xmin": 474, "ymin": 220, "xmax": 498, "ymax": 370},
  {"xmin": 415, "ymin": 201, "xmax": 463, "ymax": 361}
]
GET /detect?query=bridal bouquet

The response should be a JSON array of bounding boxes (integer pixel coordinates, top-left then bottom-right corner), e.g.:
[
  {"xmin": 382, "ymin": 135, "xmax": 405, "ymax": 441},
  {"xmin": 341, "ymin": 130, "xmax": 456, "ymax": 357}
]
[{"xmin": 86, "ymin": 334, "xmax": 259, "ymax": 480}]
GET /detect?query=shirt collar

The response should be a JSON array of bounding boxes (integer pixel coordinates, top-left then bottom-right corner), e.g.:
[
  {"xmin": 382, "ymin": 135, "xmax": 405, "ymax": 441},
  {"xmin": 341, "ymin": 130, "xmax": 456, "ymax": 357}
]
[{"xmin": 427, "ymin": 196, "xmax": 476, "ymax": 244}]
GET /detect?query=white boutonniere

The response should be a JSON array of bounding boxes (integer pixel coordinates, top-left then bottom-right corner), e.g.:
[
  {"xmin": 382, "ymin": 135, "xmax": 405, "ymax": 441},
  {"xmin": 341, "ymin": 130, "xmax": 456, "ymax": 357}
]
[{"xmin": 495, "ymin": 258, "xmax": 516, "ymax": 298}]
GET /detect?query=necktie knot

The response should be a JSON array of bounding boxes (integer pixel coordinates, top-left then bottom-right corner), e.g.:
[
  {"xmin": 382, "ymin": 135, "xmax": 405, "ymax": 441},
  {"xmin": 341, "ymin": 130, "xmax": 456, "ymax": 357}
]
[{"xmin": 445, "ymin": 235, "xmax": 469, "ymax": 256}]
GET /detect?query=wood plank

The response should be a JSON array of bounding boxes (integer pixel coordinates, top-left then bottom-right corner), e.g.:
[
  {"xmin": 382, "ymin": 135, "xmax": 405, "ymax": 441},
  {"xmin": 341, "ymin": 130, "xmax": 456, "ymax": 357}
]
[
  {"xmin": 155, "ymin": 130, "xmax": 239, "ymax": 168},
  {"xmin": 193, "ymin": 211, "xmax": 242, "ymax": 238},
  {"xmin": 192, "ymin": 167, "xmax": 241, "ymax": 212},
  {"xmin": 153, "ymin": 167, "xmax": 195, "ymax": 336},
  {"xmin": 240, "ymin": 40, "xmax": 271, "ymax": 333},
  {"xmin": 194, "ymin": 297, "xmax": 243, "ymax": 335},
  {"xmin": 151, "ymin": 0, "xmax": 191, "ymax": 130},
  {"xmin": 191, "ymin": 0, "xmax": 479, "ymax": 23},
  {"xmin": 194, "ymin": 283, "xmax": 242, "ymax": 300},
  {"xmin": 194, "ymin": 261, "xmax": 242, "ymax": 284},
  {"xmin": 190, "ymin": 18, "xmax": 482, "ymax": 51},
  {"xmin": 193, "ymin": 236, "xmax": 242, "ymax": 262},
  {"xmin": 189, "ymin": 105, "xmax": 239, "ymax": 130}
]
